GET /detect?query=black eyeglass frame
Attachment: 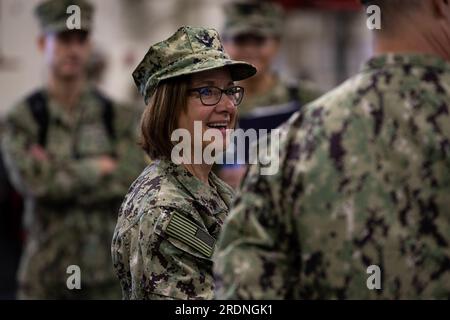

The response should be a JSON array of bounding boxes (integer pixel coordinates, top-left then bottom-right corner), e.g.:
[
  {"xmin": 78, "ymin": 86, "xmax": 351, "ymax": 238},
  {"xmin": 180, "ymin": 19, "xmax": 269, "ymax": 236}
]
[{"xmin": 188, "ymin": 85, "xmax": 245, "ymax": 107}]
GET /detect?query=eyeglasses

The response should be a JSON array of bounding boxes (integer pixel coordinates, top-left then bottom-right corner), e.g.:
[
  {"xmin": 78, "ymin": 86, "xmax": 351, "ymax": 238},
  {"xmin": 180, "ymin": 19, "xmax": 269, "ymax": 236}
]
[{"xmin": 188, "ymin": 86, "xmax": 244, "ymax": 107}]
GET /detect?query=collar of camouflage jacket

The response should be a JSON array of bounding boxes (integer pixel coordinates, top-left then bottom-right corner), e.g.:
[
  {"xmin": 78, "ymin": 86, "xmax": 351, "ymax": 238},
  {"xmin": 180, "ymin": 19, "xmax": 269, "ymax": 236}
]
[
  {"xmin": 157, "ymin": 158, "xmax": 235, "ymax": 216},
  {"xmin": 362, "ymin": 53, "xmax": 450, "ymax": 74}
]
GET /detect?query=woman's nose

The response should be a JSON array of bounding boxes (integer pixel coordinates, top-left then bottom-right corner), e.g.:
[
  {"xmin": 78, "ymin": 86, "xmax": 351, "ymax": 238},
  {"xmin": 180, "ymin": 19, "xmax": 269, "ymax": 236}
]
[{"xmin": 215, "ymin": 94, "xmax": 235, "ymax": 113}]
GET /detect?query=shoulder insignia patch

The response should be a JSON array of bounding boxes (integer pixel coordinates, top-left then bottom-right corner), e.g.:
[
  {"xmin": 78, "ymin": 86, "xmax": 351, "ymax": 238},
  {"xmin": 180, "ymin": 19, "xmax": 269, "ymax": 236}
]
[{"xmin": 166, "ymin": 212, "xmax": 216, "ymax": 258}]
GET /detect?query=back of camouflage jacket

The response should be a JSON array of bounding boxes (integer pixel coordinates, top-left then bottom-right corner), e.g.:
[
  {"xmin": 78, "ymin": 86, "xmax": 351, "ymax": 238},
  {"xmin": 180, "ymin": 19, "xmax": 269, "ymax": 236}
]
[{"xmin": 214, "ymin": 53, "xmax": 450, "ymax": 299}]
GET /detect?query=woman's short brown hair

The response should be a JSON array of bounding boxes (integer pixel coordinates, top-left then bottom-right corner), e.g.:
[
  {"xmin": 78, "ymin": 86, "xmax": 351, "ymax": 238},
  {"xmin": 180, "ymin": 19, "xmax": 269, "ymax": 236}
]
[{"xmin": 139, "ymin": 75, "xmax": 190, "ymax": 159}]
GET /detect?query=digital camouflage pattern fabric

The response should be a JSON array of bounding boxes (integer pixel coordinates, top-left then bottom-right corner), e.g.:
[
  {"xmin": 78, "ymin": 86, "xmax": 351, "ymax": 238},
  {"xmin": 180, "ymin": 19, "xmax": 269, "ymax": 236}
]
[
  {"xmin": 132, "ymin": 26, "xmax": 256, "ymax": 104},
  {"xmin": 214, "ymin": 53, "xmax": 450, "ymax": 299},
  {"xmin": 35, "ymin": 0, "xmax": 94, "ymax": 34},
  {"xmin": 1, "ymin": 86, "xmax": 146, "ymax": 299},
  {"xmin": 112, "ymin": 159, "xmax": 234, "ymax": 299}
]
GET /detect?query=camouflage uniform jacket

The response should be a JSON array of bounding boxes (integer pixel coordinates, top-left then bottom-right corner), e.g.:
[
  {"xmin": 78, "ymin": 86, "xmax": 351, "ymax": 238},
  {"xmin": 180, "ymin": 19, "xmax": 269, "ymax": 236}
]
[
  {"xmin": 1, "ymin": 86, "xmax": 145, "ymax": 299},
  {"xmin": 214, "ymin": 53, "xmax": 450, "ymax": 299},
  {"xmin": 112, "ymin": 159, "xmax": 234, "ymax": 299}
]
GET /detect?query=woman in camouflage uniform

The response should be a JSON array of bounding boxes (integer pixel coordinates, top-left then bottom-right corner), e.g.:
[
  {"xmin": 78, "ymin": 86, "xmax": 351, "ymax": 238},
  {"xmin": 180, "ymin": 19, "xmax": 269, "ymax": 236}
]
[{"xmin": 111, "ymin": 26, "xmax": 256, "ymax": 299}]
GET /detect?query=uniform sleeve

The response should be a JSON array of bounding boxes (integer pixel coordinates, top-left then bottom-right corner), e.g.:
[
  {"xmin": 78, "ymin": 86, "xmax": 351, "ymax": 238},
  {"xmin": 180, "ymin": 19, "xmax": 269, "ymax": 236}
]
[
  {"xmin": 113, "ymin": 205, "xmax": 217, "ymax": 300},
  {"xmin": 213, "ymin": 160, "xmax": 300, "ymax": 299},
  {"xmin": 144, "ymin": 206, "xmax": 217, "ymax": 300},
  {"xmin": 1, "ymin": 103, "xmax": 103, "ymax": 203},
  {"xmin": 78, "ymin": 103, "xmax": 146, "ymax": 205}
]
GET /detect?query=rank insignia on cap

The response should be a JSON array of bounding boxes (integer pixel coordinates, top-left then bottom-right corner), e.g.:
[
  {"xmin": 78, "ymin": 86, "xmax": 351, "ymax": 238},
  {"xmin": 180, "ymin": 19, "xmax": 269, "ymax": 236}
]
[{"xmin": 195, "ymin": 33, "xmax": 214, "ymax": 48}]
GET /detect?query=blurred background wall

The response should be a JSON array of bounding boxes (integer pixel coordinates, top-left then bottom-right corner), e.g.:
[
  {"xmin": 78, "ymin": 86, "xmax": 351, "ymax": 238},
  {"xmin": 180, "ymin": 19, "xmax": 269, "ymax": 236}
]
[{"xmin": 0, "ymin": 0, "xmax": 373, "ymax": 116}]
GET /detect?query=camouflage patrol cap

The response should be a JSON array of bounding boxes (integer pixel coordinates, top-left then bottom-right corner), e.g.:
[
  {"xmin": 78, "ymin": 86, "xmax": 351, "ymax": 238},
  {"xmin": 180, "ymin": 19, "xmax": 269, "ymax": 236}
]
[
  {"xmin": 222, "ymin": 0, "xmax": 284, "ymax": 38},
  {"xmin": 133, "ymin": 26, "xmax": 257, "ymax": 104},
  {"xmin": 35, "ymin": 0, "xmax": 94, "ymax": 34}
]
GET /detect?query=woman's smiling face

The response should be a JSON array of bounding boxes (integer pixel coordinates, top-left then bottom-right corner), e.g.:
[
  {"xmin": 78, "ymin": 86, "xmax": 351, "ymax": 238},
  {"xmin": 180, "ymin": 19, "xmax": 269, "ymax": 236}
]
[{"xmin": 177, "ymin": 67, "xmax": 238, "ymax": 156}]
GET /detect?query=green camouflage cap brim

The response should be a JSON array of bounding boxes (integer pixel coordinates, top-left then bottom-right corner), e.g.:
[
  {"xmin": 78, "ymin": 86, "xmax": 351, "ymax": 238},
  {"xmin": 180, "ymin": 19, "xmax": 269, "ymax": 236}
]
[
  {"xmin": 222, "ymin": 1, "xmax": 284, "ymax": 38},
  {"xmin": 133, "ymin": 26, "xmax": 257, "ymax": 105},
  {"xmin": 35, "ymin": 0, "xmax": 94, "ymax": 34}
]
